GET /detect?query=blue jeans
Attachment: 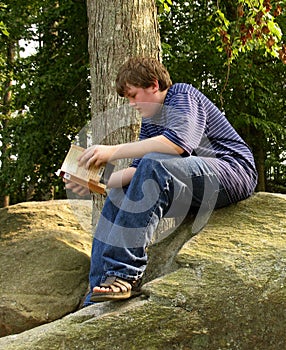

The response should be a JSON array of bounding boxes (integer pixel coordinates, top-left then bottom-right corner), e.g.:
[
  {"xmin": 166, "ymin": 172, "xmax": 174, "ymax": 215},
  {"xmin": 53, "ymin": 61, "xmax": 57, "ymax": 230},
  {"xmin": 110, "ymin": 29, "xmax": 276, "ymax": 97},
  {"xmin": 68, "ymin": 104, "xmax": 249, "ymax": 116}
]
[{"xmin": 83, "ymin": 153, "xmax": 231, "ymax": 305}]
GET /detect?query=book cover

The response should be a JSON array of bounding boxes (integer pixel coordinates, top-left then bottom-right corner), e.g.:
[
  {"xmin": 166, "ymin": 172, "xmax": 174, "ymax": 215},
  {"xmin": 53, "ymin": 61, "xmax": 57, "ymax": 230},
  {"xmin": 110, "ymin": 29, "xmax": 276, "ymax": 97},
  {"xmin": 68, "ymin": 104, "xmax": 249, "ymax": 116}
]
[{"xmin": 57, "ymin": 144, "xmax": 114, "ymax": 194}]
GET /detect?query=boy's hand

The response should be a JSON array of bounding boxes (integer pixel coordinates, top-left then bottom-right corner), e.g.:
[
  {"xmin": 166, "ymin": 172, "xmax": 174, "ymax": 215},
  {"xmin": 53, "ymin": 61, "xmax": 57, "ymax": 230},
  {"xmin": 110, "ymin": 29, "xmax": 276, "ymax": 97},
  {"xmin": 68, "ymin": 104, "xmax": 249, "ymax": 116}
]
[
  {"xmin": 64, "ymin": 179, "xmax": 90, "ymax": 197},
  {"xmin": 78, "ymin": 145, "xmax": 117, "ymax": 168}
]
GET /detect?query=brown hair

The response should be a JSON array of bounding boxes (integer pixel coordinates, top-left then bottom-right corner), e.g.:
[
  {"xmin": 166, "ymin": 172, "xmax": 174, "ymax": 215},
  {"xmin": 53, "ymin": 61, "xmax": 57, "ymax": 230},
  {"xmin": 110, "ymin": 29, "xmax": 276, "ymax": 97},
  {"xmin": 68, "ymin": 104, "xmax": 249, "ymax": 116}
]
[{"xmin": 116, "ymin": 57, "xmax": 172, "ymax": 97}]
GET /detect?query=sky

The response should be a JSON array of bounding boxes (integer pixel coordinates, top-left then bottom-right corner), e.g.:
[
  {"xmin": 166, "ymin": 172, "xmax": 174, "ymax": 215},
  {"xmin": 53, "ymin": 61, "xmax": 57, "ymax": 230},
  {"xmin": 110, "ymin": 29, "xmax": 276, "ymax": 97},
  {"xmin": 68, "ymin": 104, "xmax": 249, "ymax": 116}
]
[{"xmin": 19, "ymin": 39, "xmax": 38, "ymax": 58}]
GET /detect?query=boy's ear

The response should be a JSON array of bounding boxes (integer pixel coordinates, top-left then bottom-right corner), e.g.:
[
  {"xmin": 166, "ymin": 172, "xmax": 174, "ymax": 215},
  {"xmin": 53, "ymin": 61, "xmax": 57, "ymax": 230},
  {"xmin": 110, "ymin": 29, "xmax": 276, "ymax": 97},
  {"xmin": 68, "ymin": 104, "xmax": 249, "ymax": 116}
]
[{"xmin": 151, "ymin": 80, "xmax": 159, "ymax": 93}]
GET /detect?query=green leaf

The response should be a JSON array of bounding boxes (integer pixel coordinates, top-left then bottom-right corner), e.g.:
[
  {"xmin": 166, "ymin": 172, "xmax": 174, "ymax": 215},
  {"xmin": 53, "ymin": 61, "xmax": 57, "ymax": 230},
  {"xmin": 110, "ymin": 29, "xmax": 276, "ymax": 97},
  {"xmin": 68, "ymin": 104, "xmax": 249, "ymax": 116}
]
[
  {"xmin": 0, "ymin": 20, "xmax": 9, "ymax": 36},
  {"xmin": 268, "ymin": 21, "xmax": 282, "ymax": 39}
]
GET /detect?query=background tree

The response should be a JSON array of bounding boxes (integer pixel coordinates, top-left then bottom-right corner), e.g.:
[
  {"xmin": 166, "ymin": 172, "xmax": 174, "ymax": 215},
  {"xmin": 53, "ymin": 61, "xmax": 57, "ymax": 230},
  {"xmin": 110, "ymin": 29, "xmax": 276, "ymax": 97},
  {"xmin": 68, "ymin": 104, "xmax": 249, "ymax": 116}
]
[
  {"xmin": 0, "ymin": 0, "xmax": 90, "ymax": 207},
  {"xmin": 0, "ymin": 2, "xmax": 26, "ymax": 205}
]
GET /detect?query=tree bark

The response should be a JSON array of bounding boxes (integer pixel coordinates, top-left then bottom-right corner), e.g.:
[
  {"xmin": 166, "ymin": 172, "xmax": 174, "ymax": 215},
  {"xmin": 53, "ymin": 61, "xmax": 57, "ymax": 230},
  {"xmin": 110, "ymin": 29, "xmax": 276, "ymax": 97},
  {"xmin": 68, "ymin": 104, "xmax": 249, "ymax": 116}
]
[
  {"xmin": 255, "ymin": 144, "xmax": 266, "ymax": 192},
  {"xmin": 86, "ymin": 0, "xmax": 161, "ymax": 143},
  {"xmin": 251, "ymin": 128, "xmax": 266, "ymax": 192},
  {"xmin": 0, "ymin": 42, "xmax": 15, "ymax": 208},
  {"xmin": 87, "ymin": 0, "xmax": 161, "ymax": 111},
  {"xmin": 86, "ymin": 0, "xmax": 162, "ymax": 223}
]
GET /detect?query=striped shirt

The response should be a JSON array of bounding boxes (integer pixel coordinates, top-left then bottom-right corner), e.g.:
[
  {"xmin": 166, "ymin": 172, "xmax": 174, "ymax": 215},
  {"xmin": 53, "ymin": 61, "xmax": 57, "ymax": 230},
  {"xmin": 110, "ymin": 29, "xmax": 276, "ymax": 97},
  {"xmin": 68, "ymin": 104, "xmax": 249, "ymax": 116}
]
[{"xmin": 131, "ymin": 83, "xmax": 258, "ymax": 202}]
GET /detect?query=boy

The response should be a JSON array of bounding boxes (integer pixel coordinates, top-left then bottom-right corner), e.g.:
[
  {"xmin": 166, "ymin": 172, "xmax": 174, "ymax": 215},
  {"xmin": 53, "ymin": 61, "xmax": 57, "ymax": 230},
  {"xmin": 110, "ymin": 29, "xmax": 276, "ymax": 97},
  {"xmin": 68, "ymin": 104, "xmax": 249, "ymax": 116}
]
[{"xmin": 66, "ymin": 57, "xmax": 257, "ymax": 304}]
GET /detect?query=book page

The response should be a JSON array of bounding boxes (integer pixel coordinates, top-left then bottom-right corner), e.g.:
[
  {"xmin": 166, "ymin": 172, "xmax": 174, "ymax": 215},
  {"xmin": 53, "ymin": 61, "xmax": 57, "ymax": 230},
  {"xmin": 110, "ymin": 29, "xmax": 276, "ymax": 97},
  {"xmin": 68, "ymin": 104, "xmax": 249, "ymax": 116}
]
[{"xmin": 61, "ymin": 144, "xmax": 101, "ymax": 182}]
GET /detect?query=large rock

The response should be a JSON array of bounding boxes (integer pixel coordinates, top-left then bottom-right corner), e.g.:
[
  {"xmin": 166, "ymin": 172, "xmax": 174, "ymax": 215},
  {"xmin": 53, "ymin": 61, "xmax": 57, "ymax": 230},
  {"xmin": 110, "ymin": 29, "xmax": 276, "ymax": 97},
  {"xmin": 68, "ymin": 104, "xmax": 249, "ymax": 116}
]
[
  {"xmin": 0, "ymin": 193, "xmax": 285, "ymax": 349},
  {"xmin": 0, "ymin": 200, "xmax": 92, "ymax": 337}
]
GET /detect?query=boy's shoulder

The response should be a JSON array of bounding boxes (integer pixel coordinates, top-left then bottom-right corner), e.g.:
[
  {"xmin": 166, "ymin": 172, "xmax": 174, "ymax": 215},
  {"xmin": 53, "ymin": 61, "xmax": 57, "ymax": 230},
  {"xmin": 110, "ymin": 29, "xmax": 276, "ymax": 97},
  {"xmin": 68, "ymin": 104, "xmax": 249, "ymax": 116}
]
[
  {"xmin": 169, "ymin": 82, "xmax": 192, "ymax": 93},
  {"xmin": 168, "ymin": 82, "xmax": 201, "ymax": 97},
  {"xmin": 166, "ymin": 83, "xmax": 200, "ymax": 103}
]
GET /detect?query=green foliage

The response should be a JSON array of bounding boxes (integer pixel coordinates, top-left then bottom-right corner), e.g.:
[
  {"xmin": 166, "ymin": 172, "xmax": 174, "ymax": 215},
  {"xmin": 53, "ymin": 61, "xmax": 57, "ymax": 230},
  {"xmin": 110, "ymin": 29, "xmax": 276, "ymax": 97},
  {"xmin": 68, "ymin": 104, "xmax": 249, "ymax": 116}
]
[
  {"xmin": 157, "ymin": 0, "xmax": 173, "ymax": 13},
  {"xmin": 0, "ymin": 19, "xmax": 9, "ymax": 36},
  {"xmin": 210, "ymin": 0, "xmax": 286, "ymax": 63},
  {"xmin": 0, "ymin": 0, "xmax": 90, "ymax": 205}
]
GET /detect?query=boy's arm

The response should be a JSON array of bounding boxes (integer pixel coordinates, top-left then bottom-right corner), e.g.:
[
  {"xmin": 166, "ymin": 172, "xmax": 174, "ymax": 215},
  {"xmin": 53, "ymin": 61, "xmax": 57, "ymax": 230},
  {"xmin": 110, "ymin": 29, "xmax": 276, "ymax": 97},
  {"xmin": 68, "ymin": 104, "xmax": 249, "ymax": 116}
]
[
  {"xmin": 79, "ymin": 135, "xmax": 184, "ymax": 168},
  {"xmin": 107, "ymin": 167, "xmax": 136, "ymax": 188},
  {"xmin": 119, "ymin": 135, "xmax": 184, "ymax": 159}
]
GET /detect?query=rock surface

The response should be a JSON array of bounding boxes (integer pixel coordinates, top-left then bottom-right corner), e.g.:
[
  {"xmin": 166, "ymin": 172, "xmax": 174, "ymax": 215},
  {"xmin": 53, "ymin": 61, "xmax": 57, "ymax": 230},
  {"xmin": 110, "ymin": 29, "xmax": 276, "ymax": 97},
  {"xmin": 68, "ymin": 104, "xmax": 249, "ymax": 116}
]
[
  {"xmin": 0, "ymin": 200, "xmax": 92, "ymax": 337},
  {"xmin": 0, "ymin": 193, "xmax": 285, "ymax": 349}
]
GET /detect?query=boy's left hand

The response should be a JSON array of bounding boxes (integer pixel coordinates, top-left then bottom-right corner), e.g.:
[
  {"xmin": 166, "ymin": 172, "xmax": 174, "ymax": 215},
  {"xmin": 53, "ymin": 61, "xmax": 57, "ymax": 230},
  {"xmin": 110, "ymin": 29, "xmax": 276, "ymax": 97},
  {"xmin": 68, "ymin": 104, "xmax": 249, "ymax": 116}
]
[{"xmin": 64, "ymin": 179, "xmax": 90, "ymax": 196}]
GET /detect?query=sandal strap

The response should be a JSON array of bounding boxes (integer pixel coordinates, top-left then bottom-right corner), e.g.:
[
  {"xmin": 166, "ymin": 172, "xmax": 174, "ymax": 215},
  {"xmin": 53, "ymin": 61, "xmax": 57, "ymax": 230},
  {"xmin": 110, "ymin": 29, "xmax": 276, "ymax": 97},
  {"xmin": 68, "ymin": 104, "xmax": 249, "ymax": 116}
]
[{"xmin": 100, "ymin": 276, "xmax": 132, "ymax": 292}]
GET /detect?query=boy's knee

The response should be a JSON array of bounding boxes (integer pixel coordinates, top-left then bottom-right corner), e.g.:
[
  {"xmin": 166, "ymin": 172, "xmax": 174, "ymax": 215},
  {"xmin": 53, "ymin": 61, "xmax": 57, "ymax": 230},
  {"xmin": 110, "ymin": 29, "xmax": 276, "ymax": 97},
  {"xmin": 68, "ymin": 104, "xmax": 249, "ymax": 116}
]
[
  {"xmin": 138, "ymin": 153, "xmax": 159, "ymax": 168},
  {"xmin": 140, "ymin": 152, "xmax": 177, "ymax": 165},
  {"xmin": 137, "ymin": 153, "xmax": 167, "ymax": 174},
  {"xmin": 141, "ymin": 152, "xmax": 161, "ymax": 161}
]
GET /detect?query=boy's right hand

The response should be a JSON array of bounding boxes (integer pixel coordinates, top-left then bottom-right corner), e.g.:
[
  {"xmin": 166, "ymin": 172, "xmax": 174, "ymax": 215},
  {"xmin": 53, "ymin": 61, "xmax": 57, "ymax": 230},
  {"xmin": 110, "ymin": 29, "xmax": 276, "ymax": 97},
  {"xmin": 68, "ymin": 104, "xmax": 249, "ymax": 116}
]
[{"xmin": 78, "ymin": 144, "xmax": 117, "ymax": 168}]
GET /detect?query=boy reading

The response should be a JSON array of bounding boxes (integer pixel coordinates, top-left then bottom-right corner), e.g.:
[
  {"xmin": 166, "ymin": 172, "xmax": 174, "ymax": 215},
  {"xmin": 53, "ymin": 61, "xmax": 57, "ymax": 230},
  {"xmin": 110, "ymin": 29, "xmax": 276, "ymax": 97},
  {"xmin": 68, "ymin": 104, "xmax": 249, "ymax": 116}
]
[{"xmin": 66, "ymin": 57, "xmax": 257, "ymax": 303}]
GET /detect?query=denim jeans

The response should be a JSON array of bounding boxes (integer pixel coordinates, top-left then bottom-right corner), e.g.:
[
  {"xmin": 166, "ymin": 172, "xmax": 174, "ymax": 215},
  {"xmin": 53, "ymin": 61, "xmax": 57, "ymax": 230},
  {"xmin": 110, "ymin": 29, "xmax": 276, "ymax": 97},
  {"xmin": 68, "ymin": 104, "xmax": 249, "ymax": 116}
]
[{"xmin": 83, "ymin": 153, "xmax": 231, "ymax": 305}]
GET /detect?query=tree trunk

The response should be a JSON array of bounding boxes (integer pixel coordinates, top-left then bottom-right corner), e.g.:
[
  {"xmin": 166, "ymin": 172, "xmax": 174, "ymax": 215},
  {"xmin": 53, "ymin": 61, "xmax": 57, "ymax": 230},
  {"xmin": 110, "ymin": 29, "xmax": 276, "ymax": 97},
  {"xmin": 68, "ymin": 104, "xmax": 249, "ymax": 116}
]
[
  {"xmin": 255, "ymin": 145, "xmax": 266, "ymax": 192},
  {"xmin": 0, "ymin": 42, "xmax": 15, "ymax": 208},
  {"xmin": 251, "ymin": 128, "xmax": 266, "ymax": 192},
  {"xmin": 86, "ymin": 0, "xmax": 162, "ymax": 224},
  {"xmin": 87, "ymin": 0, "xmax": 161, "ymax": 115}
]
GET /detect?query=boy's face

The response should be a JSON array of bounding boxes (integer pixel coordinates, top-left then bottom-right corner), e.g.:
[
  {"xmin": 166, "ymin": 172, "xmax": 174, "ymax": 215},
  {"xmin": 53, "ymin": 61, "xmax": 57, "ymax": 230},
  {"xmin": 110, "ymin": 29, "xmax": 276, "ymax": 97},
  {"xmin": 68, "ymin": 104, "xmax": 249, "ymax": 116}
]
[{"xmin": 125, "ymin": 83, "xmax": 165, "ymax": 117}]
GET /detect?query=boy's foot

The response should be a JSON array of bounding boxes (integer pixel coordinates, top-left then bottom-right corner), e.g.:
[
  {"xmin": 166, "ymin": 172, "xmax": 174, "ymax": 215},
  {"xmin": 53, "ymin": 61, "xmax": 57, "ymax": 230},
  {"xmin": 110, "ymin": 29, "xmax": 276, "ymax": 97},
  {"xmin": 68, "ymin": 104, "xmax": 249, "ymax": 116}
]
[{"xmin": 90, "ymin": 276, "xmax": 142, "ymax": 302}]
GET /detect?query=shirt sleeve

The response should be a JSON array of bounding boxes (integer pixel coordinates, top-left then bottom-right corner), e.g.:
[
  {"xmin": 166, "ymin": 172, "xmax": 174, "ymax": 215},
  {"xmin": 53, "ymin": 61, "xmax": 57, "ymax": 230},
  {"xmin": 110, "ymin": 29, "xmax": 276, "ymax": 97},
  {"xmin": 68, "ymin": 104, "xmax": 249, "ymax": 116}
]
[
  {"xmin": 130, "ymin": 89, "xmax": 208, "ymax": 166},
  {"xmin": 162, "ymin": 91, "xmax": 207, "ymax": 154}
]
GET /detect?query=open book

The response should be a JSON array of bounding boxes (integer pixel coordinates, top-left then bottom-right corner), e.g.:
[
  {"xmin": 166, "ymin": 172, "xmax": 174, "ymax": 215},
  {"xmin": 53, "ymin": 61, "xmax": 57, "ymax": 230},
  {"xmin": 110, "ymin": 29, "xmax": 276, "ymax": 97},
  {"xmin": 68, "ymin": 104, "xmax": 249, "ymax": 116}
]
[{"xmin": 56, "ymin": 144, "xmax": 115, "ymax": 194}]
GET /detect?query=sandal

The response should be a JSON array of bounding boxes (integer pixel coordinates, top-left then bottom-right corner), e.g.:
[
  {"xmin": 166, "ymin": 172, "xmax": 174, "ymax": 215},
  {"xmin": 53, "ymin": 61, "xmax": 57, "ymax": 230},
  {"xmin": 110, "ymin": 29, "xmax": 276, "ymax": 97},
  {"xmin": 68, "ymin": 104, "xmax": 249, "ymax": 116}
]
[{"xmin": 90, "ymin": 276, "xmax": 142, "ymax": 302}]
